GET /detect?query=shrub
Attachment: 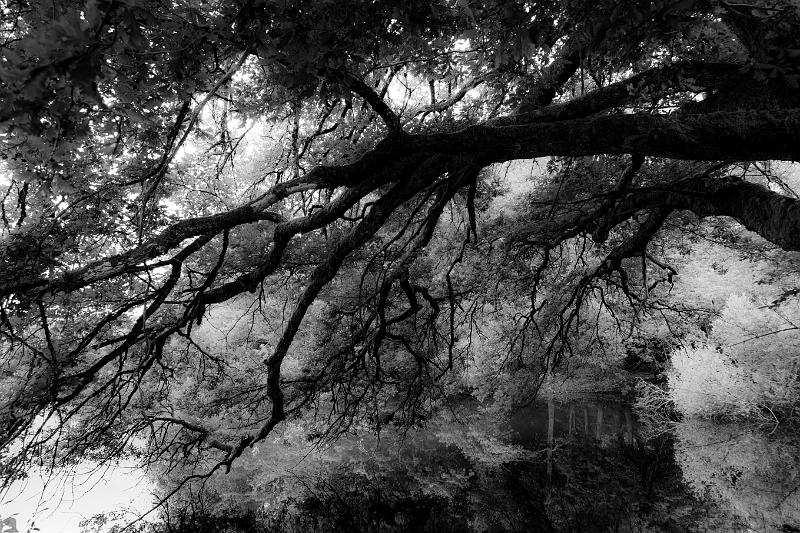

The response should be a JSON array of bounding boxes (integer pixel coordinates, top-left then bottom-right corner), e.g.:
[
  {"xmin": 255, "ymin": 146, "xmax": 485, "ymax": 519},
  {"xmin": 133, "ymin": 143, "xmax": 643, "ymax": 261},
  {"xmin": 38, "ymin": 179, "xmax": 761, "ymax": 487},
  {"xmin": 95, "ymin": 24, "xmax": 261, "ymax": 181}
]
[{"xmin": 667, "ymin": 294, "xmax": 800, "ymax": 421}]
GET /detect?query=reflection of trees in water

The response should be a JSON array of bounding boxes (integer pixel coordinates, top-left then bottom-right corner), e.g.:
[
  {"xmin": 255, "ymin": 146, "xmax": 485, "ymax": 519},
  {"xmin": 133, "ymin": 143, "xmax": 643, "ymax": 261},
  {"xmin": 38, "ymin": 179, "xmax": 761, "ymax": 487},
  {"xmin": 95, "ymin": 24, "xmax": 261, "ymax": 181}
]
[
  {"xmin": 532, "ymin": 427, "xmax": 743, "ymax": 532},
  {"xmin": 155, "ymin": 416, "xmax": 559, "ymax": 532},
  {"xmin": 675, "ymin": 419, "xmax": 800, "ymax": 532},
  {"xmin": 537, "ymin": 400, "xmax": 637, "ymax": 481},
  {"xmin": 504, "ymin": 400, "xmax": 744, "ymax": 531},
  {"xmin": 156, "ymin": 404, "xmax": 755, "ymax": 532},
  {"xmin": 254, "ymin": 430, "xmax": 734, "ymax": 533},
  {"xmin": 259, "ymin": 461, "xmax": 556, "ymax": 533},
  {"xmin": 235, "ymin": 421, "xmax": 557, "ymax": 533},
  {"xmin": 511, "ymin": 399, "xmax": 637, "ymax": 449}
]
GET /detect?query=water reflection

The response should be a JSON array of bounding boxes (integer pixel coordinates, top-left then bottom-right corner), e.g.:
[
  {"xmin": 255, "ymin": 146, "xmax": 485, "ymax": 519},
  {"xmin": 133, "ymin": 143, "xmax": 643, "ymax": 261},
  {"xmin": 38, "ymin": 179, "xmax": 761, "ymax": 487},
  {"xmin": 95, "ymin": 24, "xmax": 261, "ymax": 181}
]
[
  {"xmin": 510, "ymin": 398, "xmax": 800, "ymax": 532},
  {"xmin": 198, "ymin": 398, "xmax": 741, "ymax": 532},
  {"xmin": 501, "ymin": 398, "xmax": 734, "ymax": 532},
  {"xmin": 9, "ymin": 399, "xmax": 799, "ymax": 532},
  {"xmin": 509, "ymin": 398, "xmax": 638, "ymax": 447},
  {"xmin": 149, "ymin": 397, "xmax": 800, "ymax": 532},
  {"xmin": 510, "ymin": 398, "xmax": 639, "ymax": 483}
]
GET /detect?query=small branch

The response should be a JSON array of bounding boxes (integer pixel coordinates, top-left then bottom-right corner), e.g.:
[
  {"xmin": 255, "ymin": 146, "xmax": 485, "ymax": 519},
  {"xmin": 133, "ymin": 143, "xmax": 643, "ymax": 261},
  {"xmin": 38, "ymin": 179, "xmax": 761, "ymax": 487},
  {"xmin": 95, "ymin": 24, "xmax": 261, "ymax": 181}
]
[
  {"xmin": 493, "ymin": 61, "xmax": 742, "ymax": 126},
  {"xmin": 151, "ymin": 416, "xmax": 234, "ymax": 453},
  {"xmin": 139, "ymin": 49, "xmax": 252, "ymax": 202},
  {"xmin": 412, "ymin": 74, "xmax": 493, "ymax": 119}
]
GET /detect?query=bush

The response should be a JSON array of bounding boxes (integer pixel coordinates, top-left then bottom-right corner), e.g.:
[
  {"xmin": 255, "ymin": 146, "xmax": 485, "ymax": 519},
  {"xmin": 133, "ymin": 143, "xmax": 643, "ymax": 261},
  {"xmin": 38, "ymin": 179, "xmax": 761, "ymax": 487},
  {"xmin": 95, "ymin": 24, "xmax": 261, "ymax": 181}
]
[
  {"xmin": 632, "ymin": 380, "xmax": 678, "ymax": 439},
  {"xmin": 667, "ymin": 294, "xmax": 800, "ymax": 421}
]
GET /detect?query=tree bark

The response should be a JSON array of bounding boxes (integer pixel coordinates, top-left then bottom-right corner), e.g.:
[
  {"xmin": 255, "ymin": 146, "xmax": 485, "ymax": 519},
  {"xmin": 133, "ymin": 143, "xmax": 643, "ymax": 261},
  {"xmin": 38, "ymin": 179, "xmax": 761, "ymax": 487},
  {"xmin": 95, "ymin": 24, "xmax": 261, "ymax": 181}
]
[
  {"xmin": 408, "ymin": 109, "xmax": 800, "ymax": 163},
  {"xmin": 617, "ymin": 176, "xmax": 800, "ymax": 251}
]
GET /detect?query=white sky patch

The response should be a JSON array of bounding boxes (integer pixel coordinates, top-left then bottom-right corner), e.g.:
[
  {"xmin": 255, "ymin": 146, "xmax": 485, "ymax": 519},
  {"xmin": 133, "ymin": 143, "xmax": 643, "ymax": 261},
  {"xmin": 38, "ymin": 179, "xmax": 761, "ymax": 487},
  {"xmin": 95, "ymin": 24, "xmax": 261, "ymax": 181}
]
[
  {"xmin": 159, "ymin": 197, "xmax": 182, "ymax": 217},
  {"xmin": 233, "ymin": 119, "xmax": 269, "ymax": 159},
  {"xmin": 0, "ymin": 162, "xmax": 12, "ymax": 188},
  {"xmin": 453, "ymin": 38, "xmax": 471, "ymax": 51},
  {"xmin": 386, "ymin": 73, "xmax": 428, "ymax": 110},
  {"xmin": 174, "ymin": 139, "xmax": 199, "ymax": 162}
]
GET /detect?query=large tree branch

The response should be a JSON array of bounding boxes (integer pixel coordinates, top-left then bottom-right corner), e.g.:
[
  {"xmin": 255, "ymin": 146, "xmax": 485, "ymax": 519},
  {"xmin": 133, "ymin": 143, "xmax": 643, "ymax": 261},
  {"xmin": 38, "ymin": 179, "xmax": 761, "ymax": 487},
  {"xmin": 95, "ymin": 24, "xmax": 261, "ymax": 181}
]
[
  {"xmin": 616, "ymin": 176, "xmax": 800, "ymax": 251},
  {"xmin": 408, "ymin": 109, "xmax": 800, "ymax": 162},
  {"xmin": 525, "ymin": 171, "xmax": 800, "ymax": 260},
  {"xmin": 5, "ymin": 107, "xmax": 800, "ymax": 301},
  {"xmin": 0, "ymin": 206, "xmax": 284, "ymax": 298}
]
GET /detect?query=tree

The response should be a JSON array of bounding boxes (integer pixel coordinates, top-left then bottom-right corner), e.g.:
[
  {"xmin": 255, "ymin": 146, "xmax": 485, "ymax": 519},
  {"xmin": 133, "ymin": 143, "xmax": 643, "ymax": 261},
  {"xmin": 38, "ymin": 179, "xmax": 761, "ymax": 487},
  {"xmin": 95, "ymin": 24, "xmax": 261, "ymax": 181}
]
[{"xmin": 1, "ymin": 0, "xmax": 800, "ymax": 503}]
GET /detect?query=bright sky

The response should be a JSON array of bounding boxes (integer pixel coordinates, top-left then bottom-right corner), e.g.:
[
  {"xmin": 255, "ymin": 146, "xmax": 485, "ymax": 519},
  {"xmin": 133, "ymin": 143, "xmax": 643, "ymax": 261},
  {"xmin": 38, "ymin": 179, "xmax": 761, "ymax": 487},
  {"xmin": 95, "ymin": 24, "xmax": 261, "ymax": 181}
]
[{"xmin": 2, "ymin": 462, "xmax": 154, "ymax": 533}]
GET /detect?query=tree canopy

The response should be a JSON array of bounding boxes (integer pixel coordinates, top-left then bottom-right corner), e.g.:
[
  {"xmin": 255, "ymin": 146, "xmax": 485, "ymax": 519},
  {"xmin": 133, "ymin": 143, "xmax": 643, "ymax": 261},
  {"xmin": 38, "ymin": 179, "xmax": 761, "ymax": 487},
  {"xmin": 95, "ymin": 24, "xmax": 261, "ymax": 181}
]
[{"xmin": 1, "ymin": 0, "xmax": 800, "ymax": 505}]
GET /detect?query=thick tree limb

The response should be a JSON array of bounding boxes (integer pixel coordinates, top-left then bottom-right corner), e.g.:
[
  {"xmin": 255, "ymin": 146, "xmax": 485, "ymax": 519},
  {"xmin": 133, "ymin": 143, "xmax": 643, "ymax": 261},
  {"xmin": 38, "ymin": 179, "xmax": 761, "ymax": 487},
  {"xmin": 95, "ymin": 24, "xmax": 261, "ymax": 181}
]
[
  {"xmin": 0, "ymin": 207, "xmax": 284, "ymax": 298},
  {"xmin": 409, "ymin": 109, "xmax": 800, "ymax": 162},
  {"xmin": 517, "ymin": 45, "xmax": 581, "ymax": 114},
  {"xmin": 521, "ymin": 171, "xmax": 800, "ymax": 260},
  {"xmin": 5, "ymin": 108, "xmax": 800, "ymax": 302},
  {"xmin": 616, "ymin": 176, "xmax": 800, "ymax": 251}
]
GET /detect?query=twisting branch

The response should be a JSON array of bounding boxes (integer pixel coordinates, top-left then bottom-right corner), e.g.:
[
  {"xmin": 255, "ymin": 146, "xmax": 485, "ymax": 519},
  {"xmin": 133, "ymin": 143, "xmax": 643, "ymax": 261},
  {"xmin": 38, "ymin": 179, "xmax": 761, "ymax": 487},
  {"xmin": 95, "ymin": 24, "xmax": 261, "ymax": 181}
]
[
  {"xmin": 149, "ymin": 416, "xmax": 234, "ymax": 454},
  {"xmin": 337, "ymin": 71, "xmax": 402, "ymax": 134},
  {"xmin": 494, "ymin": 61, "xmax": 742, "ymax": 126},
  {"xmin": 412, "ymin": 73, "xmax": 494, "ymax": 120},
  {"xmin": 0, "ymin": 207, "xmax": 283, "ymax": 298},
  {"xmin": 612, "ymin": 175, "xmax": 800, "ymax": 251}
]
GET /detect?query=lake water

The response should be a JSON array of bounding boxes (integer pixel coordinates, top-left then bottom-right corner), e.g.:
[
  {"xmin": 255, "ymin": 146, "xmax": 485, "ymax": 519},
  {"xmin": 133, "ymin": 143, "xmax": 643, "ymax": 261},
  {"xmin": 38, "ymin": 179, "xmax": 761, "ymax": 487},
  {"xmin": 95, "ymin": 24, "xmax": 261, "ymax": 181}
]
[
  {"xmin": 4, "ymin": 397, "xmax": 799, "ymax": 532},
  {"xmin": 511, "ymin": 398, "xmax": 800, "ymax": 532},
  {"xmin": 249, "ymin": 397, "xmax": 799, "ymax": 532}
]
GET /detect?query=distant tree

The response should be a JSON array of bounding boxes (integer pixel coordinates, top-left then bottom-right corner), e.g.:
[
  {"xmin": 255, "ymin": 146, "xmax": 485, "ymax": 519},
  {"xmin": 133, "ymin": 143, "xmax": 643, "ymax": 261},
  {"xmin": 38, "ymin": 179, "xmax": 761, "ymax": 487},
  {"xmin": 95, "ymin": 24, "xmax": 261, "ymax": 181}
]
[{"xmin": 1, "ymin": 0, "xmax": 800, "ymax": 501}]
